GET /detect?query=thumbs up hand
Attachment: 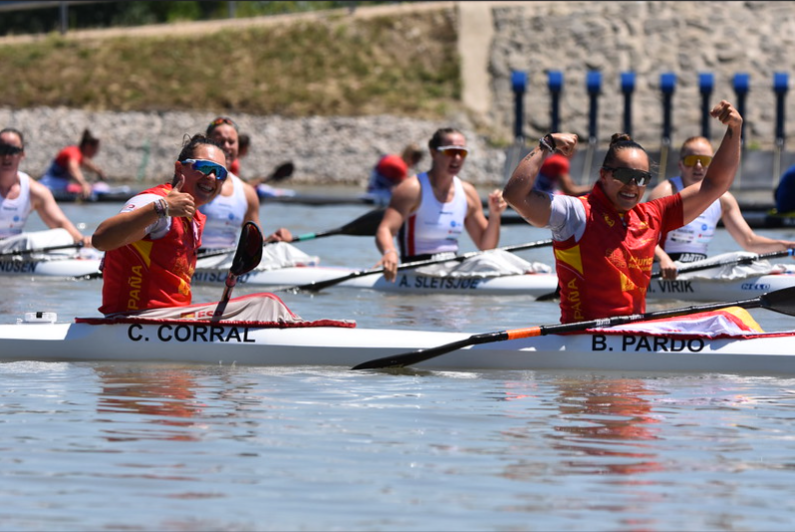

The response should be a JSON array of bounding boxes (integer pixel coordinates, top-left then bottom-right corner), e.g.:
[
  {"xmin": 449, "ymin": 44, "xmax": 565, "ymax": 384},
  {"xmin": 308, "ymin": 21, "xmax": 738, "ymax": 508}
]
[{"xmin": 166, "ymin": 173, "xmax": 195, "ymax": 218}]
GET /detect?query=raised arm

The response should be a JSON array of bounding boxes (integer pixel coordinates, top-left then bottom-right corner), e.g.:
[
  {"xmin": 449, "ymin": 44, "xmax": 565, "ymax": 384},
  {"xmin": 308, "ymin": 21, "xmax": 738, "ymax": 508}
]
[
  {"xmin": 503, "ymin": 133, "xmax": 579, "ymax": 226},
  {"xmin": 679, "ymin": 100, "xmax": 743, "ymax": 224}
]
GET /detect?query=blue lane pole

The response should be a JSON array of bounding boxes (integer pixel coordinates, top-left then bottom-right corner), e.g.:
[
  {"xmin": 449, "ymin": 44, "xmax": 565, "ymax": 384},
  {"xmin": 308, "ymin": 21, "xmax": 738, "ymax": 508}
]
[
  {"xmin": 659, "ymin": 72, "xmax": 676, "ymax": 180},
  {"xmin": 511, "ymin": 70, "xmax": 527, "ymax": 142},
  {"xmin": 699, "ymin": 73, "xmax": 714, "ymax": 139},
  {"xmin": 583, "ymin": 71, "xmax": 602, "ymax": 184},
  {"xmin": 621, "ymin": 71, "xmax": 635, "ymax": 137},
  {"xmin": 587, "ymin": 71, "xmax": 602, "ymax": 143},
  {"xmin": 774, "ymin": 72, "xmax": 788, "ymax": 187},
  {"xmin": 548, "ymin": 71, "xmax": 563, "ymax": 133},
  {"xmin": 733, "ymin": 72, "xmax": 750, "ymax": 147}
]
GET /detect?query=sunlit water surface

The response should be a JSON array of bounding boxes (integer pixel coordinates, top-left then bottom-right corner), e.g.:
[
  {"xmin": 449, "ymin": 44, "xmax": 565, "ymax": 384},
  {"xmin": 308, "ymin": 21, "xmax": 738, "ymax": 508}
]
[{"xmin": 2, "ymin": 193, "xmax": 795, "ymax": 531}]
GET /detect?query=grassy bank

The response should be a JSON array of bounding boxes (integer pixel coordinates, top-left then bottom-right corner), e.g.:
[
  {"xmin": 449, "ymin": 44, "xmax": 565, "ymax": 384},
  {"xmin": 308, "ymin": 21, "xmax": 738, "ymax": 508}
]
[{"xmin": 0, "ymin": 8, "xmax": 460, "ymax": 118}]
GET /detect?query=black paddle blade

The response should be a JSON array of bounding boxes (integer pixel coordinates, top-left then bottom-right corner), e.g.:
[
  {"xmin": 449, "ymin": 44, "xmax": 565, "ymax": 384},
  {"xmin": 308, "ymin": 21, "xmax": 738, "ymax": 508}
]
[
  {"xmin": 352, "ymin": 331, "xmax": 510, "ymax": 370},
  {"xmin": 339, "ymin": 208, "xmax": 386, "ymax": 236},
  {"xmin": 761, "ymin": 286, "xmax": 795, "ymax": 316},
  {"xmin": 230, "ymin": 222, "xmax": 264, "ymax": 276},
  {"xmin": 352, "ymin": 337, "xmax": 475, "ymax": 370},
  {"xmin": 267, "ymin": 162, "xmax": 295, "ymax": 183}
]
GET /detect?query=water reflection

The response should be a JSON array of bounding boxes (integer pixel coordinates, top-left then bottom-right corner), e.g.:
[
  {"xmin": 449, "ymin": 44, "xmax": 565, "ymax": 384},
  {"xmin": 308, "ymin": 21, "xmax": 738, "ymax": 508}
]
[
  {"xmin": 95, "ymin": 365, "xmax": 206, "ymax": 442},
  {"xmin": 549, "ymin": 377, "xmax": 664, "ymax": 476},
  {"xmin": 497, "ymin": 376, "xmax": 664, "ymax": 480}
]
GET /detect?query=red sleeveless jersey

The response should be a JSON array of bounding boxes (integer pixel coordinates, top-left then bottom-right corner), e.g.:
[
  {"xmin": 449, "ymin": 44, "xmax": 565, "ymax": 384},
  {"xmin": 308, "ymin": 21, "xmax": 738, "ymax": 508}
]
[
  {"xmin": 553, "ymin": 183, "xmax": 682, "ymax": 323},
  {"xmin": 99, "ymin": 184, "xmax": 206, "ymax": 315}
]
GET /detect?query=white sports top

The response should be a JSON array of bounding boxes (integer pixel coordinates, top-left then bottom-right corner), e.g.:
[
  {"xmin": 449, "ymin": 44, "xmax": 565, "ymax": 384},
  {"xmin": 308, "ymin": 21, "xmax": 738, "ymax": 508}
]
[
  {"xmin": 198, "ymin": 173, "xmax": 248, "ymax": 249},
  {"xmin": 399, "ymin": 172, "xmax": 467, "ymax": 258},
  {"xmin": 662, "ymin": 175, "xmax": 722, "ymax": 256},
  {"xmin": 0, "ymin": 172, "xmax": 34, "ymax": 238}
]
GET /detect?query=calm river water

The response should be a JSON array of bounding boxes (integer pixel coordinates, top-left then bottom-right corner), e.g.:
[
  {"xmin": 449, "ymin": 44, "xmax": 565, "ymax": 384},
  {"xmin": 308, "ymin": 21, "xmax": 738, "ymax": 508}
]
[{"xmin": 2, "ymin": 189, "xmax": 795, "ymax": 531}]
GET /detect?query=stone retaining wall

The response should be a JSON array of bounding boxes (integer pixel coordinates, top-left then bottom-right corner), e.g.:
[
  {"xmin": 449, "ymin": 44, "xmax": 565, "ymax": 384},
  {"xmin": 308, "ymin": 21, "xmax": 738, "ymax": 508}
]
[{"xmin": 0, "ymin": 107, "xmax": 505, "ymax": 187}]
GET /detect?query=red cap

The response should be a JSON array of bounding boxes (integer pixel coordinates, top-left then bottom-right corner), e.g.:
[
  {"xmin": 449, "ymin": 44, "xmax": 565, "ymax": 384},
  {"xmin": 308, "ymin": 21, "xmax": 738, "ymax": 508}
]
[{"xmin": 540, "ymin": 154, "xmax": 570, "ymax": 177}]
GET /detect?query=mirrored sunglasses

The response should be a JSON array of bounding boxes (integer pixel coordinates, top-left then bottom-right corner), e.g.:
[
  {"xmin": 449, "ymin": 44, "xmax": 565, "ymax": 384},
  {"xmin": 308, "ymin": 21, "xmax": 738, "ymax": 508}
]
[
  {"xmin": 681, "ymin": 154, "xmax": 713, "ymax": 167},
  {"xmin": 180, "ymin": 158, "xmax": 228, "ymax": 180},
  {"xmin": 603, "ymin": 166, "xmax": 652, "ymax": 187},
  {"xmin": 436, "ymin": 145, "xmax": 469, "ymax": 158},
  {"xmin": 0, "ymin": 143, "xmax": 23, "ymax": 156}
]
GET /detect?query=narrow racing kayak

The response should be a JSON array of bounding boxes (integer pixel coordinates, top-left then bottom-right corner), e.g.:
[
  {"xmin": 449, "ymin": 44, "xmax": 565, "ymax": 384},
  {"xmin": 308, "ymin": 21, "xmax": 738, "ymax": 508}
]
[
  {"xmin": 193, "ymin": 243, "xmax": 558, "ymax": 297},
  {"xmin": 1, "ymin": 312, "xmax": 795, "ymax": 375},
  {"xmin": 0, "ymin": 256, "xmax": 101, "ymax": 277},
  {"xmin": 192, "ymin": 263, "xmax": 560, "ymax": 296},
  {"xmin": 646, "ymin": 272, "xmax": 795, "ymax": 302}
]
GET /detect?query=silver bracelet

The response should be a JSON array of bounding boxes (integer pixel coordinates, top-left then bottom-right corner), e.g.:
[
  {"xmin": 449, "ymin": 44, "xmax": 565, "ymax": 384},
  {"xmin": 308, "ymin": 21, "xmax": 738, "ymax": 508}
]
[
  {"xmin": 538, "ymin": 134, "xmax": 556, "ymax": 152},
  {"xmin": 153, "ymin": 198, "xmax": 168, "ymax": 218}
]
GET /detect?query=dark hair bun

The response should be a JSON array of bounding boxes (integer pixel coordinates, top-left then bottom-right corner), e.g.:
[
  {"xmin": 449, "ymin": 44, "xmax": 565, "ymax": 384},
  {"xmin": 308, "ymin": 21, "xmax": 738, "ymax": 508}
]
[{"xmin": 609, "ymin": 133, "xmax": 632, "ymax": 146}]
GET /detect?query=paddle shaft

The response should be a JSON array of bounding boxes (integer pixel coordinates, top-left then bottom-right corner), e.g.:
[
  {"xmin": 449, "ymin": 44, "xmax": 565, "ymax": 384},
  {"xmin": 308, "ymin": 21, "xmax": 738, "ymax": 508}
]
[
  {"xmin": 289, "ymin": 239, "xmax": 554, "ymax": 293},
  {"xmin": 352, "ymin": 286, "xmax": 795, "ymax": 370},
  {"xmin": 197, "ymin": 208, "xmax": 386, "ymax": 260},
  {"xmin": 211, "ymin": 273, "xmax": 238, "ymax": 320},
  {"xmin": 0, "ymin": 242, "xmax": 83, "ymax": 258},
  {"xmin": 651, "ymin": 248, "xmax": 795, "ymax": 279}
]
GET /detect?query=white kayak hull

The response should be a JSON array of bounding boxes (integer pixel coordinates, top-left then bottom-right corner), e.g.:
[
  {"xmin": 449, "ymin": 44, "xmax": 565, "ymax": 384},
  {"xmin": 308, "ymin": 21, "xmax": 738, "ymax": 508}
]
[
  {"xmin": 2, "ymin": 320, "xmax": 795, "ymax": 375},
  {"xmin": 646, "ymin": 273, "xmax": 795, "ymax": 302},
  {"xmin": 192, "ymin": 264, "xmax": 559, "ymax": 297},
  {"xmin": 0, "ymin": 257, "xmax": 101, "ymax": 277}
]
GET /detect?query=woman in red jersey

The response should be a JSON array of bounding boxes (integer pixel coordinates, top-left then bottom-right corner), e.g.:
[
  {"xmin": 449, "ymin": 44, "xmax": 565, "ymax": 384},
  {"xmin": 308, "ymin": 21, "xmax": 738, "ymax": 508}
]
[{"xmin": 503, "ymin": 100, "xmax": 743, "ymax": 323}]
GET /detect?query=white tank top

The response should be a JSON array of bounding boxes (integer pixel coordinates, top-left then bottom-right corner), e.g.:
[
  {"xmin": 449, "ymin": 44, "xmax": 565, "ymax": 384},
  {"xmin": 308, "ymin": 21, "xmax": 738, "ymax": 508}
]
[
  {"xmin": 0, "ymin": 172, "xmax": 34, "ymax": 238},
  {"xmin": 663, "ymin": 175, "xmax": 722, "ymax": 256},
  {"xmin": 198, "ymin": 173, "xmax": 249, "ymax": 249},
  {"xmin": 399, "ymin": 172, "xmax": 467, "ymax": 258}
]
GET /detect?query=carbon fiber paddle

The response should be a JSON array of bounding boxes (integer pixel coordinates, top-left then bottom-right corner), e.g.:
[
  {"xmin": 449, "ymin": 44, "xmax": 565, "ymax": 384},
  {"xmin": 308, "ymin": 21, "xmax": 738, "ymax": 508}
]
[
  {"xmin": 198, "ymin": 208, "xmax": 386, "ymax": 260},
  {"xmin": 351, "ymin": 286, "xmax": 795, "ymax": 370},
  {"xmin": 211, "ymin": 221, "xmax": 264, "ymax": 321}
]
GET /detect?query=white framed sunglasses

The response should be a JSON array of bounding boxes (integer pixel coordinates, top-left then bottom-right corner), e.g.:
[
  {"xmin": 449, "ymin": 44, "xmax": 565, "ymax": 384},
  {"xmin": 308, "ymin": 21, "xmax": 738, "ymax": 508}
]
[{"xmin": 435, "ymin": 145, "xmax": 469, "ymax": 158}]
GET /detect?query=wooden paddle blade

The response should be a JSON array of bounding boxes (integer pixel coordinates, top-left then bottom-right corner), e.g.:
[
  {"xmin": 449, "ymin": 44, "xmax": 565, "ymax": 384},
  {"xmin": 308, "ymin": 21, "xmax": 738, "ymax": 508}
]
[
  {"xmin": 760, "ymin": 286, "xmax": 795, "ymax": 316},
  {"xmin": 230, "ymin": 222, "xmax": 264, "ymax": 276}
]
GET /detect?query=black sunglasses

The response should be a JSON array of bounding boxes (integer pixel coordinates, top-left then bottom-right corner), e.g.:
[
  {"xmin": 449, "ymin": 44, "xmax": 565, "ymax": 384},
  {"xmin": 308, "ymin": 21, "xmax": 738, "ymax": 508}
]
[
  {"xmin": 0, "ymin": 143, "xmax": 23, "ymax": 156},
  {"xmin": 602, "ymin": 166, "xmax": 652, "ymax": 187}
]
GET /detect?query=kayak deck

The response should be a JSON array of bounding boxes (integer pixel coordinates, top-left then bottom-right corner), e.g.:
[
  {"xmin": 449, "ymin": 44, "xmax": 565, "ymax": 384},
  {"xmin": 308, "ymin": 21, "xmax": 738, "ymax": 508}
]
[{"xmin": 2, "ymin": 320, "xmax": 795, "ymax": 375}]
